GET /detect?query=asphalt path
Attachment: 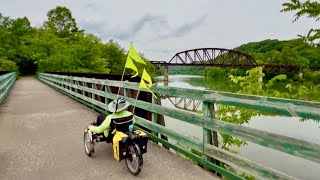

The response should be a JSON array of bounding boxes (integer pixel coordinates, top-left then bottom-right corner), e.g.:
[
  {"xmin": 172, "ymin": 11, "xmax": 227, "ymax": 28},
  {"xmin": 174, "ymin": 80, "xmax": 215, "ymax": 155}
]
[{"xmin": 0, "ymin": 77, "xmax": 217, "ymax": 180}]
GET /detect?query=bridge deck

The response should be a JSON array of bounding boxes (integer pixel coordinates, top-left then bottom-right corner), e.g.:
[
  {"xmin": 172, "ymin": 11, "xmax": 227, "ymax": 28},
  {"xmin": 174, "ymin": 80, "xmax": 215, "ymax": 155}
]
[{"xmin": 0, "ymin": 77, "xmax": 217, "ymax": 180}]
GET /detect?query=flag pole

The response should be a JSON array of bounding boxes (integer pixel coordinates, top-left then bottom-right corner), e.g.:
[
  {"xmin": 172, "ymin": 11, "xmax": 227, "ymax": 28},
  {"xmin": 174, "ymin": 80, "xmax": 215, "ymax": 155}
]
[
  {"xmin": 116, "ymin": 67, "xmax": 126, "ymax": 97},
  {"xmin": 131, "ymin": 89, "xmax": 140, "ymax": 114},
  {"xmin": 117, "ymin": 42, "xmax": 132, "ymax": 97}
]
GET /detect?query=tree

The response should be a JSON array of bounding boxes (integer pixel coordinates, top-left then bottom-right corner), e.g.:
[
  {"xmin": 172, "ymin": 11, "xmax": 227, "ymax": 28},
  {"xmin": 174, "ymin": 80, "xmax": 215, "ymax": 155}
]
[
  {"xmin": 101, "ymin": 40, "xmax": 127, "ymax": 74},
  {"xmin": 281, "ymin": 0, "xmax": 320, "ymax": 46},
  {"xmin": 43, "ymin": 6, "xmax": 80, "ymax": 37},
  {"xmin": 0, "ymin": 13, "xmax": 11, "ymax": 28},
  {"xmin": 0, "ymin": 14, "xmax": 35, "ymax": 74},
  {"xmin": 0, "ymin": 58, "xmax": 18, "ymax": 72},
  {"xmin": 0, "ymin": 8, "xmax": 155, "ymax": 76}
]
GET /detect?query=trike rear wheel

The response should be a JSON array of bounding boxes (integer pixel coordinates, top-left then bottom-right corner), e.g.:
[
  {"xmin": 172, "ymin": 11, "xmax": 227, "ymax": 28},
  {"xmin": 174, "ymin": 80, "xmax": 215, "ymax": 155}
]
[{"xmin": 125, "ymin": 143, "xmax": 143, "ymax": 176}]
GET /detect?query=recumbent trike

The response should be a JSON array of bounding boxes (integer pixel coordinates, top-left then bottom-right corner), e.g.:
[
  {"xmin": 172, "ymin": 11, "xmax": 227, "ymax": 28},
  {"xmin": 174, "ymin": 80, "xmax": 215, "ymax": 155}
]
[{"xmin": 83, "ymin": 115, "xmax": 148, "ymax": 175}]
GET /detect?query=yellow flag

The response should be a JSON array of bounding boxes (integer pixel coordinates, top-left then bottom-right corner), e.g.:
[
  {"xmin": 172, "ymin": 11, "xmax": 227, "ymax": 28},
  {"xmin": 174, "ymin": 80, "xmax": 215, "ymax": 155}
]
[
  {"xmin": 125, "ymin": 56, "xmax": 139, "ymax": 77},
  {"xmin": 128, "ymin": 43, "xmax": 146, "ymax": 65},
  {"xmin": 139, "ymin": 78, "xmax": 157, "ymax": 98},
  {"xmin": 139, "ymin": 68, "xmax": 157, "ymax": 98},
  {"xmin": 141, "ymin": 68, "xmax": 152, "ymax": 87}
]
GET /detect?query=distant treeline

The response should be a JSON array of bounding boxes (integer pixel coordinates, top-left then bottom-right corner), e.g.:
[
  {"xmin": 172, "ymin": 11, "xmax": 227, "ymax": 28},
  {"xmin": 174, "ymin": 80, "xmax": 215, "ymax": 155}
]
[
  {"xmin": 235, "ymin": 39, "xmax": 320, "ymax": 67},
  {"xmin": 0, "ymin": 6, "xmax": 156, "ymax": 76}
]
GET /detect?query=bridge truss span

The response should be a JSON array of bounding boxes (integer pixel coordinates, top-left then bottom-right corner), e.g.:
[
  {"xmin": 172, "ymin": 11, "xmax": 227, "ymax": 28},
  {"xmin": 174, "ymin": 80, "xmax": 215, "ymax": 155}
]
[
  {"xmin": 168, "ymin": 48, "xmax": 257, "ymax": 67},
  {"xmin": 167, "ymin": 96, "xmax": 202, "ymax": 112}
]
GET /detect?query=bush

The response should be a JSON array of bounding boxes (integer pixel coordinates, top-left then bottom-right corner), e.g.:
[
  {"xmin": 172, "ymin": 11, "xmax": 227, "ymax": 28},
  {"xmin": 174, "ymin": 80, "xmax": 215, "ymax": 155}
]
[
  {"xmin": 302, "ymin": 69, "xmax": 320, "ymax": 83},
  {"xmin": 0, "ymin": 58, "xmax": 19, "ymax": 72}
]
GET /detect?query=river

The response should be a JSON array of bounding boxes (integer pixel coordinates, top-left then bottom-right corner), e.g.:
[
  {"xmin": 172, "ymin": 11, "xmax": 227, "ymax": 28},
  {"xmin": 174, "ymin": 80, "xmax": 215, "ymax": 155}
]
[{"xmin": 154, "ymin": 75, "xmax": 320, "ymax": 180}]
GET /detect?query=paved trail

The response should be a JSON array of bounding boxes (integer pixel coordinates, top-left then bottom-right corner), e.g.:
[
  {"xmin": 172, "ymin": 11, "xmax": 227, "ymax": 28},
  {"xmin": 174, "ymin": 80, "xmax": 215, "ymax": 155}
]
[{"xmin": 0, "ymin": 77, "xmax": 217, "ymax": 180}]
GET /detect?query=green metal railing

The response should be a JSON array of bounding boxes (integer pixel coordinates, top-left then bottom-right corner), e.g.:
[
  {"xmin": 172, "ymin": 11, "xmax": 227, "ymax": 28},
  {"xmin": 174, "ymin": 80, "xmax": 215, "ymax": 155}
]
[
  {"xmin": 0, "ymin": 72, "xmax": 17, "ymax": 104},
  {"xmin": 37, "ymin": 73, "xmax": 320, "ymax": 180}
]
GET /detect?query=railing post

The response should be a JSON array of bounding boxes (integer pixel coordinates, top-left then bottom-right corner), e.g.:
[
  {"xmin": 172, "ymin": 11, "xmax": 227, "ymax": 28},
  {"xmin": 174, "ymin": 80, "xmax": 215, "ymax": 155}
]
[
  {"xmin": 203, "ymin": 101, "xmax": 221, "ymax": 174},
  {"xmin": 155, "ymin": 95, "xmax": 169, "ymax": 149},
  {"xmin": 151, "ymin": 95, "xmax": 159, "ymax": 138},
  {"xmin": 90, "ymin": 82, "xmax": 98, "ymax": 110},
  {"xmin": 124, "ymin": 87, "xmax": 130, "ymax": 97},
  {"xmin": 63, "ymin": 77, "xmax": 67, "ymax": 89},
  {"xmin": 124, "ymin": 87, "xmax": 132, "ymax": 112},
  {"xmin": 92, "ymin": 82, "xmax": 97, "ymax": 104},
  {"xmin": 70, "ymin": 77, "xmax": 74, "ymax": 97},
  {"xmin": 62, "ymin": 77, "xmax": 66, "ymax": 89},
  {"xmin": 203, "ymin": 102, "xmax": 213, "ymax": 156},
  {"xmin": 104, "ymin": 84, "xmax": 111, "ymax": 114},
  {"xmin": 75, "ymin": 80, "xmax": 80, "ymax": 94},
  {"xmin": 82, "ymin": 82, "xmax": 87, "ymax": 105},
  {"xmin": 67, "ymin": 77, "xmax": 71, "ymax": 90}
]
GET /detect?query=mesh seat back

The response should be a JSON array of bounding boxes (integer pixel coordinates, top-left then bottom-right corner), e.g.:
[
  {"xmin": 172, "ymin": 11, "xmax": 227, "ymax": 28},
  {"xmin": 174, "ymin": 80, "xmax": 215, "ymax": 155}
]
[{"xmin": 111, "ymin": 115, "xmax": 133, "ymax": 133}]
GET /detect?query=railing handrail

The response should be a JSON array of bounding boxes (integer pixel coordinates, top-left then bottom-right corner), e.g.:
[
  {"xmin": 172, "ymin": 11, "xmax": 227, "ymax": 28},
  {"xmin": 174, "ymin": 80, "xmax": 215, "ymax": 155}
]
[
  {"xmin": 39, "ymin": 73, "xmax": 320, "ymax": 121},
  {"xmin": 38, "ymin": 72, "xmax": 319, "ymax": 180},
  {"xmin": 0, "ymin": 72, "xmax": 17, "ymax": 104}
]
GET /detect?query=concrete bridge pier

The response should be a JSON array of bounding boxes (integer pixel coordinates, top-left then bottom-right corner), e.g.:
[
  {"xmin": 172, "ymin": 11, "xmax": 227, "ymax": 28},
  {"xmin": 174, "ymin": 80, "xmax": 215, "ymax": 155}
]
[
  {"xmin": 258, "ymin": 67, "xmax": 263, "ymax": 89},
  {"xmin": 164, "ymin": 65, "xmax": 168, "ymax": 86}
]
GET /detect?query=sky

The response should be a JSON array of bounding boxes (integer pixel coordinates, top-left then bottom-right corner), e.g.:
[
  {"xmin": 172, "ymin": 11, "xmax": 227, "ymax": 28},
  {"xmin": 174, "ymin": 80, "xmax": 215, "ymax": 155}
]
[{"xmin": 0, "ymin": 0, "xmax": 316, "ymax": 61}]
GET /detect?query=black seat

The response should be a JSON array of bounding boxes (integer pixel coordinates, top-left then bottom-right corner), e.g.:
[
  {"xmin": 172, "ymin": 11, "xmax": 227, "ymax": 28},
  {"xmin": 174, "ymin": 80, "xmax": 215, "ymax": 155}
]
[
  {"xmin": 110, "ymin": 115, "xmax": 133, "ymax": 133},
  {"xmin": 96, "ymin": 114, "xmax": 133, "ymax": 143}
]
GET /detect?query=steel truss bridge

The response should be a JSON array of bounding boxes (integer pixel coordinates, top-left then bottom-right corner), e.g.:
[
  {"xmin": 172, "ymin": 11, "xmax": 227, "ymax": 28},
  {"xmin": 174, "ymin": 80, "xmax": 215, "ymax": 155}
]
[
  {"xmin": 150, "ymin": 48, "xmax": 301, "ymax": 71},
  {"xmin": 167, "ymin": 96, "xmax": 202, "ymax": 112}
]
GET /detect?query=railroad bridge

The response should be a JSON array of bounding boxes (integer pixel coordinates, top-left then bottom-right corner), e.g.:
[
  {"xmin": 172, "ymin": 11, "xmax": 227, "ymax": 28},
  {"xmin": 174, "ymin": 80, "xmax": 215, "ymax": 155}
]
[
  {"xmin": 0, "ymin": 72, "xmax": 319, "ymax": 180},
  {"xmin": 150, "ymin": 48, "xmax": 306, "ymax": 86}
]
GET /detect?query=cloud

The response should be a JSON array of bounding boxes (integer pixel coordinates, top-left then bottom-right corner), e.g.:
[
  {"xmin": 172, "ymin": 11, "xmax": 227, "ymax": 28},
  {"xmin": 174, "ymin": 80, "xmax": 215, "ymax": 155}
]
[
  {"xmin": 113, "ymin": 14, "xmax": 168, "ymax": 40},
  {"xmin": 78, "ymin": 14, "xmax": 164, "ymax": 40},
  {"xmin": 115, "ymin": 13, "xmax": 208, "ymax": 41},
  {"xmin": 85, "ymin": 3, "xmax": 98, "ymax": 11},
  {"xmin": 158, "ymin": 14, "xmax": 208, "ymax": 39},
  {"xmin": 79, "ymin": 13, "xmax": 208, "ymax": 42}
]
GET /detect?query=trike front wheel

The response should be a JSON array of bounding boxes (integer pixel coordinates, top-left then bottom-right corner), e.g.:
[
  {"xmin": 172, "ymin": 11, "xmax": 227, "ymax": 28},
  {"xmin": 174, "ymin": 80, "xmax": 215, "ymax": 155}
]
[{"xmin": 84, "ymin": 130, "xmax": 94, "ymax": 156}]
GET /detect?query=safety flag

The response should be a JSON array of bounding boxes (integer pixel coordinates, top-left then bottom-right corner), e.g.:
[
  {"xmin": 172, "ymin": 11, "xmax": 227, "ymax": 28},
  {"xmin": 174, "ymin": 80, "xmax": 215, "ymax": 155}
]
[
  {"xmin": 128, "ymin": 43, "xmax": 146, "ymax": 65},
  {"xmin": 124, "ymin": 43, "xmax": 146, "ymax": 77},
  {"xmin": 139, "ymin": 68, "xmax": 157, "ymax": 98},
  {"xmin": 125, "ymin": 56, "xmax": 139, "ymax": 77}
]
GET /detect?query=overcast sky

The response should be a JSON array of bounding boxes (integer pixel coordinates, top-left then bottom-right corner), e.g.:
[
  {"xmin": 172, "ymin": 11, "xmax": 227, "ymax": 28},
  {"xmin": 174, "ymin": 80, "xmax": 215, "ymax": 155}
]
[{"xmin": 0, "ymin": 0, "xmax": 316, "ymax": 61}]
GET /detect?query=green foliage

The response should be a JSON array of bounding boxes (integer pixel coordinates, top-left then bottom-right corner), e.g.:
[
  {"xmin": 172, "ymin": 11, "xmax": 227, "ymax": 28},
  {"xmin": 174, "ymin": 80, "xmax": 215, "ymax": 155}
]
[
  {"xmin": 285, "ymin": 83, "xmax": 309, "ymax": 99},
  {"xmin": 236, "ymin": 39, "xmax": 319, "ymax": 68},
  {"xmin": 302, "ymin": 69, "xmax": 320, "ymax": 83},
  {"xmin": 229, "ymin": 67, "xmax": 265, "ymax": 95},
  {"xmin": 43, "ymin": 6, "xmax": 81, "ymax": 38},
  {"xmin": 0, "ymin": 58, "xmax": 18, "ymax": 72},
  {"xmin": 0, "ymin": 7, "xmax": 155, "ymax": 76},
  {"xmin": 214, "ymin": 66, "xmax": 316, "ymax": 179},
  {"xmin": 0, "ymin": 15, "xmax": 34, "ymax": 75},
  {"xmin": 204, "ymin": 67, "xmax": 228, "ymax": 78},
  {"xmin": 281, "ymin": 0, "xmax": 320, "ymax": 46},
  {"xmin": 216, "ymin": 66, "xmax": 319, "ymax": 156},
  {"xmin": 101, "ymin": 40, "xmax": 126, "ymax": 74},
  {"xmin": 27, "ymin": 31, "xmax": 109, "ymax": 73},
  {"xmin": 167, "ymin": 66, "xmax": 205, "ymax": 75}
]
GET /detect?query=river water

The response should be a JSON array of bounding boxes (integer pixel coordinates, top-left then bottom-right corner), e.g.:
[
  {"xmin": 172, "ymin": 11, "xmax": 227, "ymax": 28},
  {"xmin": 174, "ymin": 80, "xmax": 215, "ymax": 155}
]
[{"xmin": 154, "ymin": 75, "xmax": 320, "ymax": 180}]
